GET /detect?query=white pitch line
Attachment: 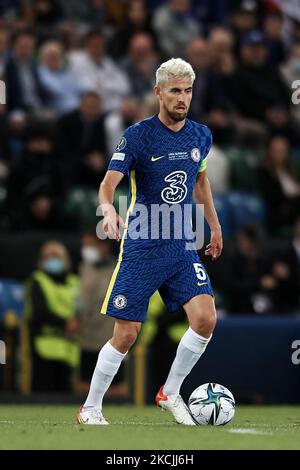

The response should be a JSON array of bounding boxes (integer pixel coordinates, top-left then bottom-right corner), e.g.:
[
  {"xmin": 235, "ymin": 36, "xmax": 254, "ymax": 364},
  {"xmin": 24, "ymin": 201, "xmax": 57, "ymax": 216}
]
[
  {"xmin": 0, "ymin": 420, "xmax": 72, "ymax": 426},
  {"xmin": 1, "ymin": 420, "xmax": 274, "ymax": 432},
  {"xmin": 229, "ymin": 428, "xmax": 273, "ymax": 436},
  {"xmin": 105, "ymin": 421, "xmax": 174, "ymax": 426},
  {"xmin": 0, "ymin": 420, "xmax": 172, "ymax": 427}
]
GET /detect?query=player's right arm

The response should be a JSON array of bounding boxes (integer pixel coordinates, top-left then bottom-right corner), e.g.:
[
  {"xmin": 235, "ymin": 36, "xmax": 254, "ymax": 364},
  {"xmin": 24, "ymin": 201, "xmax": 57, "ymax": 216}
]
[
  {"xmin": 99, "ymin": 126, "xmax": 137, "ymax": 241},
  {"xmin": 99, "ymin": 170, "xmax": 125, "ymax": 242}
]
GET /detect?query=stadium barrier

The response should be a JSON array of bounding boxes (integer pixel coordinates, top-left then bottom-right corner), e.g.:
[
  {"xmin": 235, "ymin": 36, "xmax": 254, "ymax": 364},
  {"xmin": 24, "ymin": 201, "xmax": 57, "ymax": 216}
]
[{"xmin": 137, "ymin": 316, "xmax": 300, "ymax": 405}]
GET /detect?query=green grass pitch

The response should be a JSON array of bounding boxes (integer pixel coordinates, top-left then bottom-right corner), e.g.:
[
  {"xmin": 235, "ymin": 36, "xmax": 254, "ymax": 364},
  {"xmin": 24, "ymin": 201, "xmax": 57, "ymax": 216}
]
[{"xmin": 0, "ymin": 405, "xmax": 299, "ymax": 450}]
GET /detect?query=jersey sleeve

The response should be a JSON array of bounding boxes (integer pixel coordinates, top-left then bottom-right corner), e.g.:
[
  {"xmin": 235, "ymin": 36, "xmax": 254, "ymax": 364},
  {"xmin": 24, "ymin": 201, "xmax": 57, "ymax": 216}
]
[
  {"xmin": 198, "ymin": 126, "xmax": 213, "ymax": 174},
  {"xmin": 108, "ymin": 126, "xmax": 137, "ymax": 175}
]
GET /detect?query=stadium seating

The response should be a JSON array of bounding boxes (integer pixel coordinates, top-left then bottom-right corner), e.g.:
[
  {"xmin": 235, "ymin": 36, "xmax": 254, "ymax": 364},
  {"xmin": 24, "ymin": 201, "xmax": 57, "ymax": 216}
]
[
  {"xmin": 209, "ymin": 194, "xmax": 234, "ymax": 239},
  {"xmin": 225, "ymin": 147, "xmax": 263, "ymax": 194},
  {"xmin": 228, "ymin": 191, "xmax": 267, "ymax": 233},
  {"xmin": 205, "ymin": 191, "xmax": 267, "ymax": 240},
  {"xmin": 64, "ymin": 187, "xmax": 99, "ymax": 230}
]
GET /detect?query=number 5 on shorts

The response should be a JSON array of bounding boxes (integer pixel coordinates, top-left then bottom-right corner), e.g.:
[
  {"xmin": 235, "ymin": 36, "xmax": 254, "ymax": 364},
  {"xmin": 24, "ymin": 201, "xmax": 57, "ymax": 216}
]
[{"xmin": 193, "ymin": 262, "xmax": 207, "ymax": 281}]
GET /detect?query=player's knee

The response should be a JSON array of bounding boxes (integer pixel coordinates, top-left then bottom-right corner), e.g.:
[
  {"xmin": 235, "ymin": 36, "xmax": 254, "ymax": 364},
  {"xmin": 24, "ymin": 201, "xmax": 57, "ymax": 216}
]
[
  {"xmin": 122, "ymin": 330, "xmax": 138, "ymax": 350},
  {"xmin": 192, "ymin": 309, "xmax": 217, "ymax": 337},
  {"xmin": 206, "ymin": 310, "xmax": 217, "ymax": 334},
  {"xmin": 112, "ymin": 323, "xmax": 140, "ymax": 352}
]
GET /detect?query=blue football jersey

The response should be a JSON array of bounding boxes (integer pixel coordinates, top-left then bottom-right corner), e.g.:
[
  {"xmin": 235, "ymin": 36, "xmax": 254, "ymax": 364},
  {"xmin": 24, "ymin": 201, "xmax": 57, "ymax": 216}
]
[{"xmin": 108, "ymin": 115, "xmax": 212, "ymax": 260}]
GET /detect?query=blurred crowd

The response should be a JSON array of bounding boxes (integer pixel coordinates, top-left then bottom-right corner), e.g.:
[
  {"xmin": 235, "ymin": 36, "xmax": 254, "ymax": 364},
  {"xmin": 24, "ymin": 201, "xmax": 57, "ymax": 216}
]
[{"xmin": 0, "ymin": 0, "xmax": 300, "ymax": 394}]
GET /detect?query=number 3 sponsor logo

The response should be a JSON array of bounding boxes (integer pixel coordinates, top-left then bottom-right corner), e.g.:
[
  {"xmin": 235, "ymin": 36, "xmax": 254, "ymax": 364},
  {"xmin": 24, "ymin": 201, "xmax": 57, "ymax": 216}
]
[{"xmin": 161, "ymin": 171, "xmax": 187, "ymax": 204}]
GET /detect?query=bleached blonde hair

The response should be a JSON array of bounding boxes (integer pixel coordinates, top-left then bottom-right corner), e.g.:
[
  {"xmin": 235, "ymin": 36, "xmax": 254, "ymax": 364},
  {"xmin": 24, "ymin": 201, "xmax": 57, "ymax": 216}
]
[{"xmin": 156, "ymin": 58, "xmax": 195, "ymax": 86}]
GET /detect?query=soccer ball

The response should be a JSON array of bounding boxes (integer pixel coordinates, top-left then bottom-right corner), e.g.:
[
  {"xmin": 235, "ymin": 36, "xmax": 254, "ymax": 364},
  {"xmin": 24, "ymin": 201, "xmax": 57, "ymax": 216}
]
[{"xmin": 188, "ymin": 383, "xmax": 235, "ymax": 426}]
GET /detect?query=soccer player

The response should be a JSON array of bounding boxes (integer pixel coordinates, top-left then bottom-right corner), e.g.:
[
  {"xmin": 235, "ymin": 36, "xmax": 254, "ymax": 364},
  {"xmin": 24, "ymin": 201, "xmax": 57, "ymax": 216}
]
[{"xmin": 77, "ymin": 58, "xmax": 222, "ymax": 425}]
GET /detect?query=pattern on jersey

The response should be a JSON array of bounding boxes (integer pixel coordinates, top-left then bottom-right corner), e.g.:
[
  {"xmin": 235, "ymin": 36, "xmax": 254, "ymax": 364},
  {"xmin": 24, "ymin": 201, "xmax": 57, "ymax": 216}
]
[{"xmin": 107, "ymin": 115, "xmax": 212, "ymax": 260}]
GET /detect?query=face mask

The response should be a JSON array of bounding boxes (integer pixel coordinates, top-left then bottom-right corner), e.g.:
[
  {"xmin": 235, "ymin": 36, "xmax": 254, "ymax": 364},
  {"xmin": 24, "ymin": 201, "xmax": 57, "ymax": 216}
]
[
  {"xmin": 81, "ymin": 246, "xmax": 101, "ymax": 264},
  {"xmin": 42, "ymin": 257, "xmax": 65, "ymax": 275}
]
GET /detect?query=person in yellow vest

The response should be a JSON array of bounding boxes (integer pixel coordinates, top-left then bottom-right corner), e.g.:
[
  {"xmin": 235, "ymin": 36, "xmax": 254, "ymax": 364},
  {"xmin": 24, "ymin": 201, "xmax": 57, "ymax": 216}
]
[{"xmin": 25, "ymin": 241, "xmax": 80, "ymax": 392}]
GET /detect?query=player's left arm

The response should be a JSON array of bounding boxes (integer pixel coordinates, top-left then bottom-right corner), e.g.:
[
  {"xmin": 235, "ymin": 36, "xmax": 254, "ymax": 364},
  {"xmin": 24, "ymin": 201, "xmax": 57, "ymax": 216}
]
[{"xmin": 194, "ymin": 170, "xmax": 223, "ymax": 260}]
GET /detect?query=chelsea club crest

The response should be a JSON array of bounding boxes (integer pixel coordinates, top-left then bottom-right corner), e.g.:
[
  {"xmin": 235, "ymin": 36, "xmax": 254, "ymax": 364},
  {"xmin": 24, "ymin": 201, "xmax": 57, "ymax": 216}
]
[
  {"xmin": 113, "ymin": 294, "xmax": 127, "ymax": 309},
  {"xmin": 191, "ymin": 148, "xmax": 201, "ymax": 162}
]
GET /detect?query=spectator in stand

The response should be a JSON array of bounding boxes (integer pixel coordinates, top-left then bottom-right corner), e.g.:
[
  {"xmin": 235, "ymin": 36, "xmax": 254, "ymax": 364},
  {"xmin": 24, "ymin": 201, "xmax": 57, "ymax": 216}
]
[
  {"xmin": 4, "ymin": 30, "xmax": 48, "ymax": 113},
  {"xmin": 5, "ymin": 123, "xmax": 69, "ymax": 230},
  {"xmin": 3, "ymin": 110, "xmax": 28, "ymax": 162},
  {"xmin": 205, "ymin": 145, "xmax": 231, "ymax": 194},
  {"xmin": 185, "ymin": 37, "xmax": 213, "ymax": 122},
  {"xmin": 291, "ymin": 19, "xmax": 300, "ymax": 45},
  {"xmin": 59, "ymin": 0, "xmax": 111, "ymax": 29},
  {"xmin": 7, "ymin": 124, "xmax": 62, "ymax": 203},
  {"xmin": 68, "ymin": 29, "xmax": 131, "ymax": 114},
  {"xmin": 208, "ymin": 26, "xmax": 236, "ymax": 76},
  {"xmin": 186, "ymin": 37, "xmax": 235, "ymax": 145},
  {"xmin": 222, "ymin": 226, "xmax": 267, "ymax": 314},
  {"xmin": 137, "ymin": 92, "xmax": 159, "ymax": 121},
  {"xmin": 110, "ymin": 0, "xmax": 156, "ymax": 58},
  {"xmin": 57, "ymin": 91, "xmax": 107, "ymax": 188},
  {"xmin": 84, "ymin": 0, "xmax": 108, "ymax": 28},
  {"xmin": 259, "ymin": 221, "xmax": 300, "ymax": 314},
  {"xmin": 281, "ymin": 41, "xmax": 300, "ymax": 89},
  {"xmin": 105, "ymin": 96, "xmax": 140, "ymax": 156},
  {"xmin": 0, "ymin": 27, "xmax": 9, "ymax": 79},
  {"xmin": 206, "ymin": 27, "xmax": 238, "ymax": 144},
  {"xmin": 266, "ymin": 104, "xmax": 300, "ymax": 146},
  {"xmin": 230, "ymin": 0, "xmax": 260, "ymax": 56},
  {"xmin": 228, "ymin": 30, "xmax": 291, "ymax": 142},
  {"xmin": 121, "ymin": 33, "xmax": 158, "ymax": 100},
  {"xmin": 57, "ymin": 20, "xmax": 80, "ymax": 52},
  {"xmin": 29, "ymin": 0, "xmax": 64, "ymax": 42},
  {"xmin": 223, "ymin": 222, "xmax": 300, "ymax": 314},
  {"xmin": 58, "ymin": 0, "xmax": 97, "ymax": 22},
  {"xmin": 153, "ymin": 0, "xmax": 201, "ymax": 58},
  {"xmin": 258, "ymin": 135, "xmax": 300, "ymax": 231},
  {"xmin": 263, "ymin": 12, "xmax": 286, "ymax": 66},
  {"xmin": 193, "ymin": 0, "xmax": 229, "ymax": 34},
  {"xmin": 0, "ymin": 0, "xmax": 28, "ymax": 23},
  {"xmin": 13, "ymin": 181, "xmax": 72, "ymax": 232},
  {"xmin": 38, "ymin": 40, "xmax": 84, "ymax": 114}
]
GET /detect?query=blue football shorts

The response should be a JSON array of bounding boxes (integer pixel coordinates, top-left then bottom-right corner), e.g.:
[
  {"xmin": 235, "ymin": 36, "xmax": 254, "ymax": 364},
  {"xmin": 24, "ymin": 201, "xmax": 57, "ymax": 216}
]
[{"xmin": 100, "ymin": 250, "xmax": 213, "ymax": 323}]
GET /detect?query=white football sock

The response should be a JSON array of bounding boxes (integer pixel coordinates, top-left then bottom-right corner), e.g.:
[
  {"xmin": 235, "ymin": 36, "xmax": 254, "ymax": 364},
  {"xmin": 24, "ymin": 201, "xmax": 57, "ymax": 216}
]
[
  {"xmin": 163, "ymin": 327, "xmax": 212, "ymax": 397},
  {"xmin": 83, "ymin": 341, "xmax": 127, "ymax": 410}
]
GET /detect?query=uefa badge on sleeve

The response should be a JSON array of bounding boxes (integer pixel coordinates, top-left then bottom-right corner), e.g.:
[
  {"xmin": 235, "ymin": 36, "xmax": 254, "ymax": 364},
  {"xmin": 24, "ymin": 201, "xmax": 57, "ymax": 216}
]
[
  {"xmin": 116, "ymin": 137, "xmax": 127, "ymax": 152},
  {"xmin": 191, "ymin": 148, "xmax": 201, "ymax": 162}
]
